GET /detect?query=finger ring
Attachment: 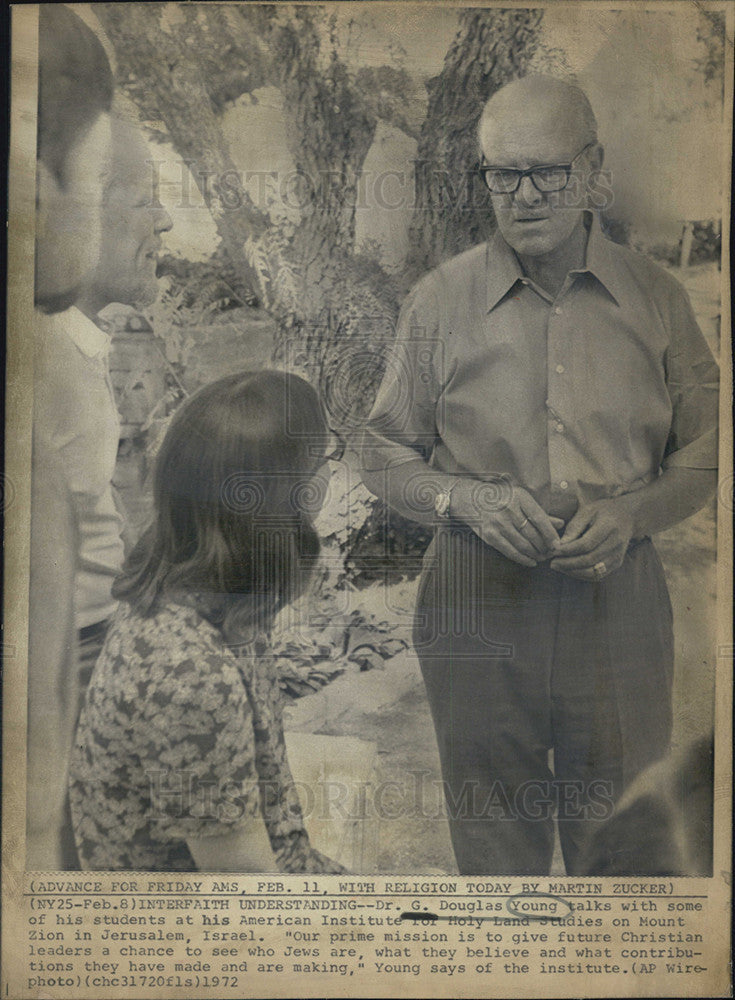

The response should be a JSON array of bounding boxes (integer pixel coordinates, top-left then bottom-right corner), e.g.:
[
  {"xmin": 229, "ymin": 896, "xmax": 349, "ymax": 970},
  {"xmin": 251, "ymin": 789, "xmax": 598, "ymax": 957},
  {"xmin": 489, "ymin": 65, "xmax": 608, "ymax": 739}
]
[
  {"xmin": 518, "ymin": 516, "xmax": 529, "ymax": 531},
  {"xmin": 593, "ymin": 561, "xmax": 607, "ymax": 576}
]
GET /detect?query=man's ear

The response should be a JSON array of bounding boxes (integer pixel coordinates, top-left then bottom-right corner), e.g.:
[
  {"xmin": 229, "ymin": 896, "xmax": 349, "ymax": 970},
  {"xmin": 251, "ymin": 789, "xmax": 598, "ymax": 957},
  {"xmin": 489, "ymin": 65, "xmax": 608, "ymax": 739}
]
[
  {"xmin": 35, "ymin": 159, "xmax": 63, "ymax": 270},
  {"xmin": 35, "ymin": 159, "xmax": 82, "ymax": 309},
  {"xmin": 590, "ymin": 142, "xmax": 605, "ymax": 172},
  {"xmin": 36, "ymin": 158, "xmax": 67, "ymax": 235},
  {"xmin": 584, "ymin": 143, "xmax": 608, "ymax": 211},
  {"xmin": 37, "ymin": 157, "xmax": 64, "ymax": 201}
]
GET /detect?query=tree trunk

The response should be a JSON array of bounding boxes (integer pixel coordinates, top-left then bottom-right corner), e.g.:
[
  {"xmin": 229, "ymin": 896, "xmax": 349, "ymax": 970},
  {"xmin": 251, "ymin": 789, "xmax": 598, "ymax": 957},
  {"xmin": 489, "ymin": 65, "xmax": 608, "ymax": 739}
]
[
  {"xmin": 227, "ymin": 7, "xmax": 395, "ymax": 420},
  {"xmin": 231, "ymin": 7, "xmax": 378, "ymax": 279},
  {"xmin": 408, "ymin": 9, "xmax": 544, "ymax": 275}
]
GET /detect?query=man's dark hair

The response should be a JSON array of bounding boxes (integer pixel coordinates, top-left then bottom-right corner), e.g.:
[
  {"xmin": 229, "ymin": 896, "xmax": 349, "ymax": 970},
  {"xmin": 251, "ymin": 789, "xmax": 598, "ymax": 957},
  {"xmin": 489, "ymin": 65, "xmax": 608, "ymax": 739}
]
[{"xmin": 37, "ymin": 5, "xmax": 113, "ymax": 185}]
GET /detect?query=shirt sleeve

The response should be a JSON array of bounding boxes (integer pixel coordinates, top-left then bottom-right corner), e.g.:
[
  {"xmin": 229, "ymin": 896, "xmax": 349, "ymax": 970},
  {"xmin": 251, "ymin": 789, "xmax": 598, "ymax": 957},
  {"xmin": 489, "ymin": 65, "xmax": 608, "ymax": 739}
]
[
  {"xmin": 138, "ymin": 645, "xmax": 262, "ymax": 842},
  {"xmin": 27, "ymin": 444, "xmax": 79, "ymax": 863},
  {"xmin": 360, "ymin": 275, "xmax": 443, "ymax": 475},
  {"xmin": 662, "ymin": 277, "xmax": 719, "ymax": 471}
]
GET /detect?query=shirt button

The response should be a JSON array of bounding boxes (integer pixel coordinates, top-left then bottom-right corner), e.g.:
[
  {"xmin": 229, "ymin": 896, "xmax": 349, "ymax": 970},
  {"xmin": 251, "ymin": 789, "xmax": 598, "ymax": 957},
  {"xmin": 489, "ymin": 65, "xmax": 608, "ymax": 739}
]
[
  {"xmin": 555, "ymin": 422, "xmax": 565, "ymax": 433},
  {"xmin": 554, "ymin": 306, "xmax": 563, "ymax": 315},
  {"xmin": 559, "ymin": 480, "xmax": 569, "ymax": 490},
  {"xmin": 555, "ymin": 364, "xmax": 565, "ymax": 374}
]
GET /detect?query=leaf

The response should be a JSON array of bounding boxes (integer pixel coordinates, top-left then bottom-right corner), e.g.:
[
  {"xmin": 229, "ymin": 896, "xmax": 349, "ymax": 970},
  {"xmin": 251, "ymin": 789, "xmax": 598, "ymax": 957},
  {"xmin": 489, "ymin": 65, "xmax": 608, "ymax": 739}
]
[
  {"xmin": 378, "ymin": 638, "xmax": 408, "ymax": 659},
  {"xmin": 348, "ymin": 643, "xmax": 386, "ymax": 671}
]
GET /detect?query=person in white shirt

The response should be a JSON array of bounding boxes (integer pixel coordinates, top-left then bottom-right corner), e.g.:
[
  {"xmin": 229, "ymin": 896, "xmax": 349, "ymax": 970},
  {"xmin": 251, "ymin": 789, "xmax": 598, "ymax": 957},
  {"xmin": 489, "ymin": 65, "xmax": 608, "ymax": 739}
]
[
  {"xmin": 31, "ymin": 113, "xmax": 172, "ymax": 867},
  {"xmin": 72, "ymin": 114, "xmax": 173, "ymax": 670},
  {"xmin": 29, "ymin": 4, "xmax": 114, "ymax": 870}
]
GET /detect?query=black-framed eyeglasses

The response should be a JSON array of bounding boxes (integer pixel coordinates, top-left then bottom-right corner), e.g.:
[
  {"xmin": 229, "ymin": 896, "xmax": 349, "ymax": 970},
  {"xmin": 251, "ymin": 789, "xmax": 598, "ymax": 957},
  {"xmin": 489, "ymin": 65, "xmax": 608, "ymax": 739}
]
[{"xmin": 478, "ymin": 141, "xmax": 596, "ymax": 195}]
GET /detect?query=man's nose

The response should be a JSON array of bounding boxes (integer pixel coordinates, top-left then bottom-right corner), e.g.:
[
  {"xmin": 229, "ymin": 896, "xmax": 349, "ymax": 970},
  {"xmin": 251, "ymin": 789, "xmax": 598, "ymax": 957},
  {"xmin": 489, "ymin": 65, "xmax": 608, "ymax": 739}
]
[
  {"xmin": 155, "ymin": 206, "xmax": 174, "ymax": 233},
  {"xmin": 514, "ymin": 174, "xmax": 544, "ymax": 207}
]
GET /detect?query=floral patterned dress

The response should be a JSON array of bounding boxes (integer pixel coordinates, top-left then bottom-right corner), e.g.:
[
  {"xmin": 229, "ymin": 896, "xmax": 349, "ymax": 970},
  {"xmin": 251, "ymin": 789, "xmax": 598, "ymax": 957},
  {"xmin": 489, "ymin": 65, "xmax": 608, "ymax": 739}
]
[{"xmin": 69, "ymin": 594, "xmax": 344, "ymax": 872}]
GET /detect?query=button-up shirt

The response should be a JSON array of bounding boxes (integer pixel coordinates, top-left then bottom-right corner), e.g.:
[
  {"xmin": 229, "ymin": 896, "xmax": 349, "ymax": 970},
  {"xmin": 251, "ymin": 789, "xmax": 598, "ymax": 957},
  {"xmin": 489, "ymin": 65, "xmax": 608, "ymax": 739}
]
[
  {"xmin": 34, "ymin": 307, "xmax": 124, "ymax": 628},
  {"xmin": 361, "ymin": 215, "xmax": 718, "ymax": 520}
]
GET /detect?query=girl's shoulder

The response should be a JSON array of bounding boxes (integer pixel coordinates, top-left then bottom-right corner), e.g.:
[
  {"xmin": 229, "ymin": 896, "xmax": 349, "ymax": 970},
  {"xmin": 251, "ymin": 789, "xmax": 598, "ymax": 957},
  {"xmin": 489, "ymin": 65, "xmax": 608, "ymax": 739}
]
[
  {"xmin": 110, "ymin": 597, "xmax": 224, "ymax": 655},
  {"xmin": 96, "ymin": 598, "xmax": 255, "ymax": 713},
  {"xmin": 105, "ymin": 595, "xmax": 274, "ymax": 676},
  {"xmin": 101, "ymin": 597, "xmax": 241, "ymax": 691}
]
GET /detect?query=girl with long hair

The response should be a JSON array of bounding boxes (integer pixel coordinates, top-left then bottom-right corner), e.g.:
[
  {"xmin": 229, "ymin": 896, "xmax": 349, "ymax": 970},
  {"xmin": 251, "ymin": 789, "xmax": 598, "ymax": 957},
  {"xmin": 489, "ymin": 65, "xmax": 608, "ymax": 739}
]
[{"xmin": 69, "ymin": 370, "xmax": 345, "ymax": 872}]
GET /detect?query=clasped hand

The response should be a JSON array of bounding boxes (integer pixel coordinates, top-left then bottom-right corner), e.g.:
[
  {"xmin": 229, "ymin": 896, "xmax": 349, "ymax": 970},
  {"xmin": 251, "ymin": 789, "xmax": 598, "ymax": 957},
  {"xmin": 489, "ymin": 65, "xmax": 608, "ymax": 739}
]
[
  {"xmin": 455, "ymin": 482, "xmax": 635, "ymax": 579},
  {"xmin": 549, "ymin": 498, "xmax": 635, "ymax": 580},
  {"xmin": 452, "ymin": 481, "xmax": 562, "ymax": 567}
]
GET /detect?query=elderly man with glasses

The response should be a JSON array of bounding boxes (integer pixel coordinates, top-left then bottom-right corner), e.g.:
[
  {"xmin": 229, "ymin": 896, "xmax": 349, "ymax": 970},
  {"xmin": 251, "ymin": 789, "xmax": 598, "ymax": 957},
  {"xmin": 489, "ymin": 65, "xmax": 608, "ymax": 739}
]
[{"xmin": 360, "ymin": 75, "xmax": 718, "ymax": 875}]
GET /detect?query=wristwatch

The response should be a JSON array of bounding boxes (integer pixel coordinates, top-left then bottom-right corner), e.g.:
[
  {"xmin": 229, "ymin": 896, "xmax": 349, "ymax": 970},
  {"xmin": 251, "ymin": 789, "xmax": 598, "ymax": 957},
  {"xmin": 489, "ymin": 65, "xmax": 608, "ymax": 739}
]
[{"xmin": 434, "ymin": 479, "xmax": 460, "ymax": 520}]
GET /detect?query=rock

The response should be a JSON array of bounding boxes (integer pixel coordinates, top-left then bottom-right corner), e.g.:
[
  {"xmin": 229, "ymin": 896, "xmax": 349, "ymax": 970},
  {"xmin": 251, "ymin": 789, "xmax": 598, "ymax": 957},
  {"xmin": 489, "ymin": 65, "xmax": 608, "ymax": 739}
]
[{"xmin": 285, "ymin": 733, "xmax": 379, "ymax": 873}]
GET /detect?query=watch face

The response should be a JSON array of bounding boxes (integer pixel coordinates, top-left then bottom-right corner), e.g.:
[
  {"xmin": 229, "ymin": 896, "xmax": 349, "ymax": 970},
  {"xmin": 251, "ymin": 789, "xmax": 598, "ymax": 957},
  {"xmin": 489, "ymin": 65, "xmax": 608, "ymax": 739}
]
[{"xmin": 435, "ymin": 492, "xmax": 451, "ymax": 518}]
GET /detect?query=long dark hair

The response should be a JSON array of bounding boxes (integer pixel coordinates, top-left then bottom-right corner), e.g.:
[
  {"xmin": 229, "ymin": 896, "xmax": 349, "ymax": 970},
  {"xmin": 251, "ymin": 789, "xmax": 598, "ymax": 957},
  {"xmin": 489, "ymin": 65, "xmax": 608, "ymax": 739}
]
[{"xmin": 114, "ymin": 371, "xmax": 329, "ymax": 632}]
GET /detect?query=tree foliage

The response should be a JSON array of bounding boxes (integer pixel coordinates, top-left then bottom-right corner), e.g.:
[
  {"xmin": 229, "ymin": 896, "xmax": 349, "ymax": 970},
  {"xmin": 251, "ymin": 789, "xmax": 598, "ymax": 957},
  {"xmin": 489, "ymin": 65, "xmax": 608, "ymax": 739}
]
[{"xmin": 693, "ymin": 9, "xmax": 727, "ymax": 97}]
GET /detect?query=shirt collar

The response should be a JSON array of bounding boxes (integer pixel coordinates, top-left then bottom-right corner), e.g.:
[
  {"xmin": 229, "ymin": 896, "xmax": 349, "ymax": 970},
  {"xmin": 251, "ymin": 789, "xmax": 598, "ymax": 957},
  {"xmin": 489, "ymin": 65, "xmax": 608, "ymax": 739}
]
[
  {"xmin": 485, "ymin": 231, "xmax": 526, "ymax": 313},
  {"xmin": 485, "ymin": 211, "xmax": 622, "ymax": 312},
  {"xmin": 573, "ymin": 213, "xmax": 623, "ymax": 305},
  {"xmin": 59, "ymin": 306, "xmax": 112, "ymax": 359}
]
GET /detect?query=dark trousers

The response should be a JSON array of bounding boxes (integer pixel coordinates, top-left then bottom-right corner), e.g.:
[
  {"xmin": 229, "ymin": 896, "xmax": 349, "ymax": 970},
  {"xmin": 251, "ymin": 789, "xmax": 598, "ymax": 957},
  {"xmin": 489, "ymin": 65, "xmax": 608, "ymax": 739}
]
[{"xmin": 414, "ymin": 524, "xmax": 674, "ymax": 876}]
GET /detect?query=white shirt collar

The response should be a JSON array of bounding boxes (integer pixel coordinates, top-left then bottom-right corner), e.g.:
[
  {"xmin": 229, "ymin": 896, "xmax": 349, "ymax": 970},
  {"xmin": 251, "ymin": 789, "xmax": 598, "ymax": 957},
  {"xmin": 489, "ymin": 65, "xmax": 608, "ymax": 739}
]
[{"xmin": 57, "ymin": 306, "xmax": 112, "ymax": 359}]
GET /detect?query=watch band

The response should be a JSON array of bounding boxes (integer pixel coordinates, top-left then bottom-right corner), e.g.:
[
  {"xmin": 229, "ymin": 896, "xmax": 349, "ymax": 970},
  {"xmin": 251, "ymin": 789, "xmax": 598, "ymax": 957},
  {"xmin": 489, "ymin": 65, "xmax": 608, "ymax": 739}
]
[{"xmin": 434, "ymin": 479, "xmax": 460, "ymax": 520}]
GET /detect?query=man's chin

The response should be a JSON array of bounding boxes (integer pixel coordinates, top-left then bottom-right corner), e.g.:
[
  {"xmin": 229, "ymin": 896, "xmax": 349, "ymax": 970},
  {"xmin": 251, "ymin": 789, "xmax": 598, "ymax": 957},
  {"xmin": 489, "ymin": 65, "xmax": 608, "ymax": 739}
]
[
  {"xmin": 508, "ymin": 228, "xmax": 576, "ymax": 258},
  {"xmin": 35, "ymin": 284, "xmax": 82, "ymax": 315},
  {"xmin": 498, "ymin": 212, "xmax": 587, "ymax": 259},
  {"xmin": 132, "ymin": 281, "xmax": 161, "ymax": 312}
]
